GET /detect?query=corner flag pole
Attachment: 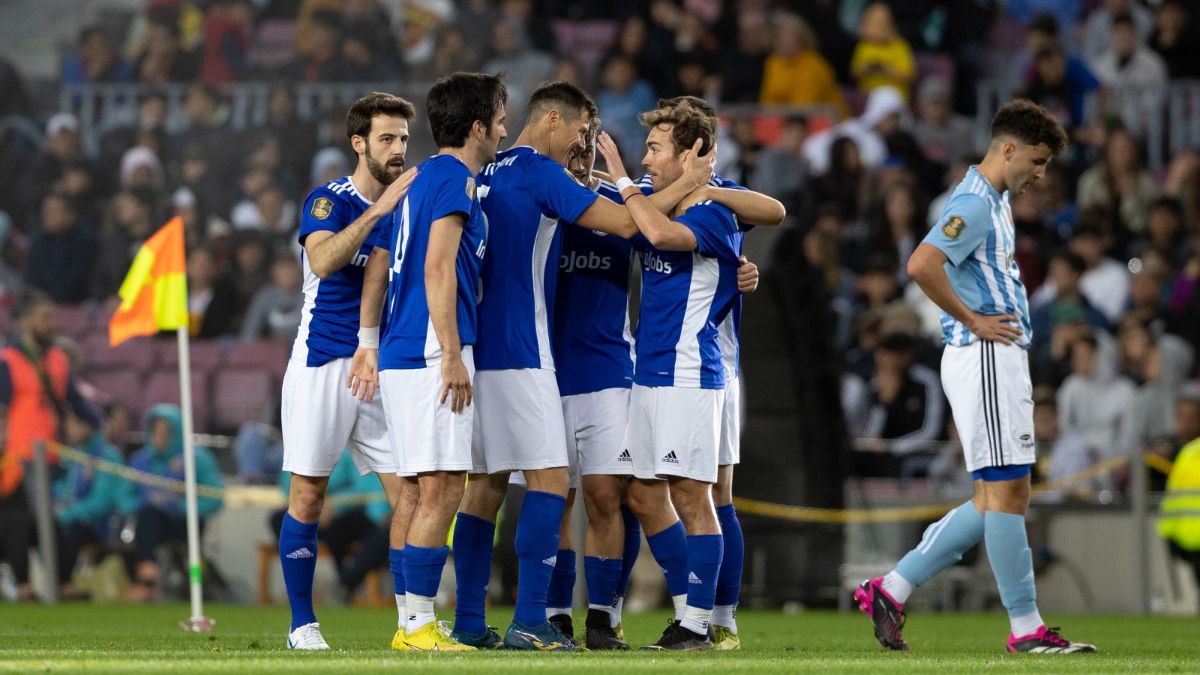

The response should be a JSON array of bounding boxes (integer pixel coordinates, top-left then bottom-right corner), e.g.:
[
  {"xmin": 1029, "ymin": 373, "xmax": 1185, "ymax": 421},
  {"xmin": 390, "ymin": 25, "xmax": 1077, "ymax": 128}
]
[{"xmin": 177, "ymin": 326, "xmax": 213, "ymax": 632}]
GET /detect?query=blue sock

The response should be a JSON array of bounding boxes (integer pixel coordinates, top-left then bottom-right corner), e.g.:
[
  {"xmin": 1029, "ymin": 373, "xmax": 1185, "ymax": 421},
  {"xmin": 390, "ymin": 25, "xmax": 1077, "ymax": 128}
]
[
  {"xmin": 714, "ymin": 504, "xmax": 744, "ymax": 607},
  {"xmin": 404, "ymin": 545, "xmax": 449, "ymax": 598},
  {"xmin": 645, "ymin": 521, "xmax": 689, "ymax": 598},
  {"xmin": 388, "ymin": 547, "xmax": 406, "ymax": 597},
  {"xmin": 685, "ymin": 534, "xmax": 724, "ymax": 612},
  {"xmin": 452, "ymin": 512, "xmax": 495, "ymax": 636},
  {"xmin": 584, "ymin": 555, "xmax": 622, "ymax": 609},
  {"xmin": 984, "ymin": 511, "xmax": 1039, "ymax": 618},
  {"xmin": 513, "ymin": 491, "xmax": 566, "ymax": 627},
  {"xmin": 279, "ymin": 513, "xmax": 319, "ymax": 630},
  {"xmin": 618, "ymin": 505, "xmax": 641, "ymax": 597},
  {"xmin": 895, "ymin": 500, "xmax": 985, "ymax": 587},
  {"xmin": 546, "ymin": 549, "xmax": 576, "ymax": 612}
]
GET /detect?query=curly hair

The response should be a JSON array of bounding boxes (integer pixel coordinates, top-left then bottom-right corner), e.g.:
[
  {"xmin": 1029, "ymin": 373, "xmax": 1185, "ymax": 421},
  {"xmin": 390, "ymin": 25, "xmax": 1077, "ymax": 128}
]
[
  {"xmin": 638, "ymin": 102, "xmax": 717, "ymax": 157},
  {"xmin": 990, "ymin": 99, "xmax": 1068, "ymax": 155}
]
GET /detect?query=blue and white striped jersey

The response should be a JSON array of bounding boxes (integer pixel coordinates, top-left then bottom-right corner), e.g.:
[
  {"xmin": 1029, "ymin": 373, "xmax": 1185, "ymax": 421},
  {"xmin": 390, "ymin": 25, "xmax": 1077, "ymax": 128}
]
[
  {"xmin": 923, "ymin": 166, "xmax": 1032, "ymax": 349},
  {"xmin": 633, "ymin": 201, "xmax": 743, "ymax": 389},
  {"xmin": 292, "ymin": 176, "xmax": 378, "ymax": 367}
]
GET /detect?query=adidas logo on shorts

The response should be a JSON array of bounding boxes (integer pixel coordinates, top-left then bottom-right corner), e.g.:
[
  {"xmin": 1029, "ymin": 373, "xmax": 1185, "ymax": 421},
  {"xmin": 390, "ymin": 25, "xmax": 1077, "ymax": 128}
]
[
  {"xmin": 286, "ymin": 547, "xmax": 314, "ymax": 560},
  {"xmin": 618, "ymin": 449, "xmax": 631, "ymax": 462},
  {"xmin": 543, "ymin": 555, "xmax": 557, "ymax": 567},
  {"xmin": 662, "ymin": 451, "xmax": 679, "ymax": 464},
  {"xmin": 688, "ymin": 572, "xmax": 702, "ymax": 584}
]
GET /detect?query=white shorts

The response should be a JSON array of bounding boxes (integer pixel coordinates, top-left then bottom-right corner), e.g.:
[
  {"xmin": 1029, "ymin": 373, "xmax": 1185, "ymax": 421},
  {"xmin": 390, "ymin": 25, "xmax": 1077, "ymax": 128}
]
[
  {"xmin": 473, "ymin": 369, "xmax": 569, "ymax": 475},
  {"xmin": 718, "ymin": 376, "xmax": 744, "ymax": 466},
  {"xmin": 941, "ymin": 340, "xmax": 1036, "ymax": 473},
  {"xmin": 513, "ymin": 387, "xmax": 633, "ymax": 488},
  {"xmin": 624, "ymin": 384, "xmax": 721, "ymax": 483},
  {"xmin": 281, "ymin": 356, "xmax": 394, "ymax": 476},
  {"xmin": 380, "ymin": 347, "xmax": 475, "ymax": 475}
]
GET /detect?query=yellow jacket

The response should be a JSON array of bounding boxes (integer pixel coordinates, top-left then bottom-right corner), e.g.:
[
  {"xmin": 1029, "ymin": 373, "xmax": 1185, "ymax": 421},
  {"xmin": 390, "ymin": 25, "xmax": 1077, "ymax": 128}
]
[
  {"xmin": 1159, "ymin": 439, "xmax": 1200, "ymax": 551},
  {"xmin": 760, "ymin": 51, "xmax": 848, "ymax": 119},
  {"xmin": 850, "ymin": 39, "xmax": 915, "ymax": 100}
]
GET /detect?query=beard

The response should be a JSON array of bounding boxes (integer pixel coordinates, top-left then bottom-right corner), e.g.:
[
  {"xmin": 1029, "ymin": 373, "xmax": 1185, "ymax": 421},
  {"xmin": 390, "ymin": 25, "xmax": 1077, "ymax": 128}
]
[{"xmin": 365, "ymin": 153, "xmax": 397, "ymax": 185}]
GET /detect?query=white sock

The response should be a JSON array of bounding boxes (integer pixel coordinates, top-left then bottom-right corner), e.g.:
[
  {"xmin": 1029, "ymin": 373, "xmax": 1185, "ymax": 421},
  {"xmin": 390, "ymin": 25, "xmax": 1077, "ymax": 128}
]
[
  {"xmin": 1010, "ymin": 611, "xmax": 1044, "ymax": 637},
  {"xmin": 679, "ymin": 604, "xmax": 712, "ymax": 635},
  {"xmin": 881, "ymin": 571, "xmax": 914, "ymax": 604},
  {"xmin": 546, "ymin": 607, "xmax": 571, "ymax": 620},
  {"xmin": 394, "ymin": 594, "xmax": 406, "ymax": 629},
  {"xmin": 610, "ymin": 597, "xmax": 624, "ymax": 628},
  {"xmin": 711, "ymin": 604, "xmax": 737, "ymax": 632},
  {"xmin": 671, "ymin": 594, "xmax": 687, "ymax": 621},
  {"xmin": 405, "ymin": 592, "xmax": 435, "ymax": 633}
]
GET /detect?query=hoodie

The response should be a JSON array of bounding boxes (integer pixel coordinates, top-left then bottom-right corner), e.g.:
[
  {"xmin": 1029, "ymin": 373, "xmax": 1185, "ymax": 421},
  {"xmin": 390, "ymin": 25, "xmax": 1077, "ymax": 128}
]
[
  {"xmin": 125, "ymin": 404, "xmax": 224, "ymax": 518},
  {"xmin": 1057, "ymin": 334, "xmax": 1139, "ymax": 459},
  {"xmin": 803, "ymin": 86, "xmax": 908, "ymax": 175},
  {"xmin": 53, "ymin": 431, "xmax": 132, "ymax": 532}
]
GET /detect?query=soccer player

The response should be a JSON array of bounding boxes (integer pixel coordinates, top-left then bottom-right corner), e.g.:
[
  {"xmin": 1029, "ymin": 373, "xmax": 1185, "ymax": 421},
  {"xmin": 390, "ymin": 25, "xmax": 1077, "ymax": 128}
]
[
  {"xmin": 351, "ymin": 72, "xmax": 507, "ymax": 652},
  {"xmin": 278, "ymin": 92, "xmax": 416, "ymax": 651},
  {"xmin": 598, "ymin": 101, "xmax": 747, "ymax": 651},
  {"xmin": 449, "ymin": 81, "xmax": 696, "ymax": 651},
  {"xmin": 854, "ymin": 99, "xmax": 1097, "ymax": 654}
]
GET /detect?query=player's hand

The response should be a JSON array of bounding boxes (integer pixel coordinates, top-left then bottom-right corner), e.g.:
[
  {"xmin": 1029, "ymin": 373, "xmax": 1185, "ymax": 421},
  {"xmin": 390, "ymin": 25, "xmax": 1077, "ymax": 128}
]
[
  {"xmin": 347, "ymin": 347, "xmax": 379, "ymax": 402},
  {"xmin": 439, "ymin": 354, "xmax": 473, "ymax": 414},
  {"xmin": 680, "ymin": 138, "xmax": 715, "ymax": 190},
  {"xmin": 374, "ymin": 166, "xmax": 418, "ymax": 214},
  {"xmin": 596, "ymin": 132, "xmax": 629, "ymax": 181},
  {"xmin": 969, "ymin": 313, "xmax": 1022, "ymax": 345},
  {"xmin": 736, "ymin": 256, "xmax": 759, "ymax": 293}
]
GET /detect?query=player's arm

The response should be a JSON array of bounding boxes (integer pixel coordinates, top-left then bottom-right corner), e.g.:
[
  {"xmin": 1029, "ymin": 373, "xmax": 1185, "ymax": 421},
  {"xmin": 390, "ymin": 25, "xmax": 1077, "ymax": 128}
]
[
  {"xmin": 306, "ymin": 168, "xmax": 416, "ymax": 278},
  {"xmin": 425, "ymin": 214, "xmax": 472, "ymax": 414},
  {"xmin": 907, "ymin": 244, "xmax": 1021, "ymax": 345},
  {"xmin": 572, "ymin": 195, "xmax": 638, "ymax": 238},
  {"xmin": 597, "ymin": 133, "xmax": 698, "ymax": 251},
  {"xmin": 348, "ymin": 246, "xmax": 389, "ymax": 401},
  {"xmin": 703, "ymin": 187, "xmax": 786, "ymax": 226}
]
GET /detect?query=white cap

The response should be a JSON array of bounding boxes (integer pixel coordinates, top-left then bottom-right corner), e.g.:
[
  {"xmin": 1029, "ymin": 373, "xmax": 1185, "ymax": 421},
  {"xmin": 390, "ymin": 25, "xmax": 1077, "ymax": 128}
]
[
  {"xmin": 46, "ymin": 112, "xmax": 79, "ymax": 136},
  {"xmin": 172, "ymin": 186, "xmax": 197, "ymax": 209}
]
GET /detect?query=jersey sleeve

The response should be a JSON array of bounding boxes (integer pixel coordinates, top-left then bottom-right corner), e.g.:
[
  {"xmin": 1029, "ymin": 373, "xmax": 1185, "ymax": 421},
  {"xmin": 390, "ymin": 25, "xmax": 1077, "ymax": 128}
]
[
  {"xmin": 676, "ymin": 202, "xmax": 739, "ymax": 260},
  {"xmin": 365, "ymin": 210, "xmax": 394, "ymax": 251},
  {"xmin": 533, "ymin": 158, "xmax": 598, "ymax": 223},
  {"xmin": 298, "ymin": 188, "xmax": 342, "ymax": 244},
  {"xmin": 431, "ymin": 168, "xmax": 475, "ymax": 224},
  {"xmin": 923, "ymin": 193, "xmax": 991, "ymax": 266}
]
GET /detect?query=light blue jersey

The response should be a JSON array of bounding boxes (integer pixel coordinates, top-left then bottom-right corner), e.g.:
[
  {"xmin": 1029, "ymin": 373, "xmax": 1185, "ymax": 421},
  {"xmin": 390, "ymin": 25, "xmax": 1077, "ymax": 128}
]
[
  {"xmin": 293, "ymin": 177, "xmax": 378, "ymax": 367},
  {"xmin": 369, "ymin": 154, "xmax": 487, "ymax": 370},
  {"xmin": 633, "ymin": 201, "xmax": 743, "ymax": 389},
  {"xmin": 475, "ymin": 146, "xmax": 599, "ymax": 371},
  {"xmin": 923, "ymin": 166, "xmax": 1032, "ymax": 349},
  {"xmin": 552, "ymin": 179, "xmax": 636, "ymax": 396}
]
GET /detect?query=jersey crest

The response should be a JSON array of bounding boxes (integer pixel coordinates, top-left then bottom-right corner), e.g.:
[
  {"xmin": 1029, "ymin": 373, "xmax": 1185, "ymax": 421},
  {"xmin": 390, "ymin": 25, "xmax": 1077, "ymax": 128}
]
[
  {"xmin": 310, "ymin": 197, "xmax": 333, "ymax": 220},
  {"xmin": 942, "ymin": 215, "xmax": 965, "ymax": 239}
]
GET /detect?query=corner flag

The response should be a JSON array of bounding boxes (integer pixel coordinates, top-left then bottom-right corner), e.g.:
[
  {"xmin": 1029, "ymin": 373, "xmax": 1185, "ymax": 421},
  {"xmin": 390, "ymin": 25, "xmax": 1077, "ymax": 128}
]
[{"xmin": 108, "ymin": 216, "xmax": 188, "ymax": 346}]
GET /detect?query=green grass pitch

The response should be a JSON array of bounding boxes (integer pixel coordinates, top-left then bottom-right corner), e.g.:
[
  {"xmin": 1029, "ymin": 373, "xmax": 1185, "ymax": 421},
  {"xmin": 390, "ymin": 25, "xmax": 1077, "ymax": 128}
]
[{"xmin": 1, "ymin": 603, "xmax": 1197, "ymax": 673}]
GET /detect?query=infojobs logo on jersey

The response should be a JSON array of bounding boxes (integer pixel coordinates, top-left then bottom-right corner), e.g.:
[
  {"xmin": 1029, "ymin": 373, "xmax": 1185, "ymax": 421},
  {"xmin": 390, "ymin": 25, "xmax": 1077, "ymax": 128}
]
[
  {"xmin": 641, "ymin": 251, "xmax": 673, "ymax": 275},
  {"xmin": 561, "ymin": 251, "xmax": 612, "ymax": 273}
]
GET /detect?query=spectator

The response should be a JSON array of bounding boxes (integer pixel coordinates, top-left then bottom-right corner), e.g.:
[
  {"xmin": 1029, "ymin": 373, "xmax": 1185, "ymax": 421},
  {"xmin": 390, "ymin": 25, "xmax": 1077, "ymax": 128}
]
[
  {"xmin": 1158, "ymin": 383, "xmax": 1200, "ymax": 603},
  {"xmin": 610, "ymin": 14, "xmax": 670, "ymax": 95},
  {"xmin": 340, "ymin": 26, "xmax": 396, "ymax": 82},
  {"xmin": 801, "ymin": 223, "xmax": 856, "ymax": 352},
  {"xmin": 1090, "ymin": 13, "xmax": 1168, "ymax": 137},
  {"xmin": 240, "ymin": 255, "xmax": 303, "ymax": 343},
  {"xmin": 482, "ymin": 18, "xmax": 555, "ymax": 125},
  {"xmin": 200, "ymin": 0, "xmax": 253, "ymax": 83},
  {"xmin": 758, "ymin": 13, "xmax": 846, "ymax": 119},
  {"xmin": 1082, "ymin": 0, "xmax": 1155, "ymax": 66},
  {"xmin": 93, "ymin": 187, "xmax": 161, "ymax": 301},
  {"xmin": 62, "ymin": 26, "xmax": 135, "ymax": 85},
  {"xmin": 1030, "ymin": 250, "xmax": 1110, "ymax": 386},
  {"xmin": 295, "ymin": 9, "xmax": 348, "ymax": 82},
  {"xmin": 1013, "ymin": 13, "xmax": 1065, "ymax": 86},
  {"xmin": 54, "ymin": 410, "xmax": 131, "ymax": 598},
  {"xmin": 1021, "ymin": 43, "xmax": 1100, "ymax": 131},
  {"xmin": 843, "ymin": 331, "xmax": 945, "ymax": 474},
  {"xmin": 124, "ymin": 404, "xmax": 223, "ymax": 602},
  {"xmin": 1145, "ymin": 197, "xmax": 1190, "ymax": 269},
  {"xmin": 119, "ymin": 146, "xmax": 166, "ymax": 191},
  {"xmin": 55, "ymin": 161, "xmax": 104, "ymax": 229},
  {"xmin": 1037, "ymin": 385, "xmax": 1104, "ymax": 501},
  {"xmin": 1077, "ymin": 126, "xmax": 1159, "ymax": 237},
  {"xmin": 596, "ymin": 54, "xmax": 659, "ymax": 173},
  {"xmin": 1068, "ymin": 223, "xmax": 1132, "ymax": 325},
  {"xmin": 1058, "ymin": 331, "xmax": 1139, "ymax": 461},
  {"xmin": 102, "ymin": 402, "xmax": 134, "ymax": 455},
  {"xmin": 0, "ymin": 212, "xmax": 23, "ymax": 309},
  {"xmin": 1126, "ymin": 248, "xmax": 1174, "ymax": 328},
  {"xmin": 309, "ymin": 147, "xmax": 350, "ymax": 189},
  {"xmin": 222, "ymin": 231, "xmax": 272, "ymax": 323},
  {"xmin": 178, "ymin": 142, "xmax": 232, "ymax": 232},
  {"xmin": 803, "ymin": 85, "xmax": 908, "ymax": 176},
  {"xmin": 718, "ymin": 7, "xmax": 771, "ymax": 104},
  {"xmin": 409, "ymin": 25, "xmax": 483, "ymax": 82},
  {"xmin": 99, "ymin": 91, "xmax": 168, "ymax": 178},
  {"xmin": 1005, "ymin": 0, "xmax": 1086, "ymax": 47},
  {"xmin": 258, "ymin": 88, "xmax": 317, "ymax": 187},
  {"xmin": 135, "ymin": 18, "xmax": 200, "ymax": 83},
  {"xmin": 850, "ymin": 3, "xmax": 915, "ymax": 100},
  {"xmin": 1150, "ymin": 0, "xmax": 1200, "ymax": 81},
  {"xmin": 186, "ymin": 248, "xmax": 240, "ymax": 339},
  {"xmin": 911, "ymin": 77, "xmax": 978, "ymax": 169},
  {"xmin": 752, "ymin": 114, "xmax": 809, "ymax": 218},
  {"xmin": 1118, "ymin": 318, "xmax": 1195, "ymax": 445},
  {"xmin": 230, "ymin": 182, "xmax": 297, "ymax": 248},
  {"xmin": 20, "ymin": 113, "xmax": 86, "ymax": 227},
  {"xmin": 178, "ymin": 83, "xmax": 237, "ymax": 177},
  {"xmin": 25, "ymin": 194, "xmax": 99, "ymax": 305},
  {"xmin": 865, "ymin": 182, "xmax": 924, "ymax": 284}
]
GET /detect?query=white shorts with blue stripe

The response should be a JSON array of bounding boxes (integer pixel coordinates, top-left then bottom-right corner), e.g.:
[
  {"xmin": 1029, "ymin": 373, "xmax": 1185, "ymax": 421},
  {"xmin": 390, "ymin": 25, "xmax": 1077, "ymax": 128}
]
[{"xmin": 940, "ymin": 340, "xmax": 1036, "ymax": 473}]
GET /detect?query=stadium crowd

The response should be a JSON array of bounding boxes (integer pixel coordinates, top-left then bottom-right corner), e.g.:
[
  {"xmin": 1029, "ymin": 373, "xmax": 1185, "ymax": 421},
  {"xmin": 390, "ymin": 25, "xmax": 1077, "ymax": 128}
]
[{"xmin": 1, "ymin": 0, "xmax": 1200, "ymax": 607}]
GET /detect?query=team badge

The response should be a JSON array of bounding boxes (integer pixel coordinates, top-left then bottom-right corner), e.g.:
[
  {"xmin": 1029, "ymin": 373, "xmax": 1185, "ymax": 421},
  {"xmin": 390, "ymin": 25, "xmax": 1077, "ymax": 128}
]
[
  {"xmin": 942, "ymin": 215, "xmax": 965, "ymax": 239},
  {"xmin": 465, "ymin": 176, "xmax": 476, "ymax": 199},
  {"xmin": 310, "ymin": 197, "xmax": 333, "ymax": 220}
]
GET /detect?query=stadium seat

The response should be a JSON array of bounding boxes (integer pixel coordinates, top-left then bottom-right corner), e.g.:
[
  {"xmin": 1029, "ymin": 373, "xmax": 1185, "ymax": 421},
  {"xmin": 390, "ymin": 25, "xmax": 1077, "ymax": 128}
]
[
  {"xmin": 210, "ymin": 368, "xmax": 275, "ymax": 432},
  {"xmin": 83, "ymin": 335, "xmax": 158, "ymax": 376},
  {"xmin": 88, "ymin": 370, "xmax": 144, "ymax": 419},
  {"xmin": 55, "ymin": 305, "xmax": 93, "ymax": 338},
  {"xmin": 226, "ymin": 340, "xmax": 290, "ymax": 379},
  {"xmin": 157, "ymin": 339, "xmax": 225, "ymax": 376},
  {"xmin": 141, "ymin": 369, "xmax": 212, "ymax": 433}
]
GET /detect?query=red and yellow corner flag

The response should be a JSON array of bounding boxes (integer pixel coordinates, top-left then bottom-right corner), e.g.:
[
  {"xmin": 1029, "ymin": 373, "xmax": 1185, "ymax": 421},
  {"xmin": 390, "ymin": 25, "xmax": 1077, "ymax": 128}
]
[{"xmin": 109, "ymin": 216, "xmax": 188, "ymax": 346}]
